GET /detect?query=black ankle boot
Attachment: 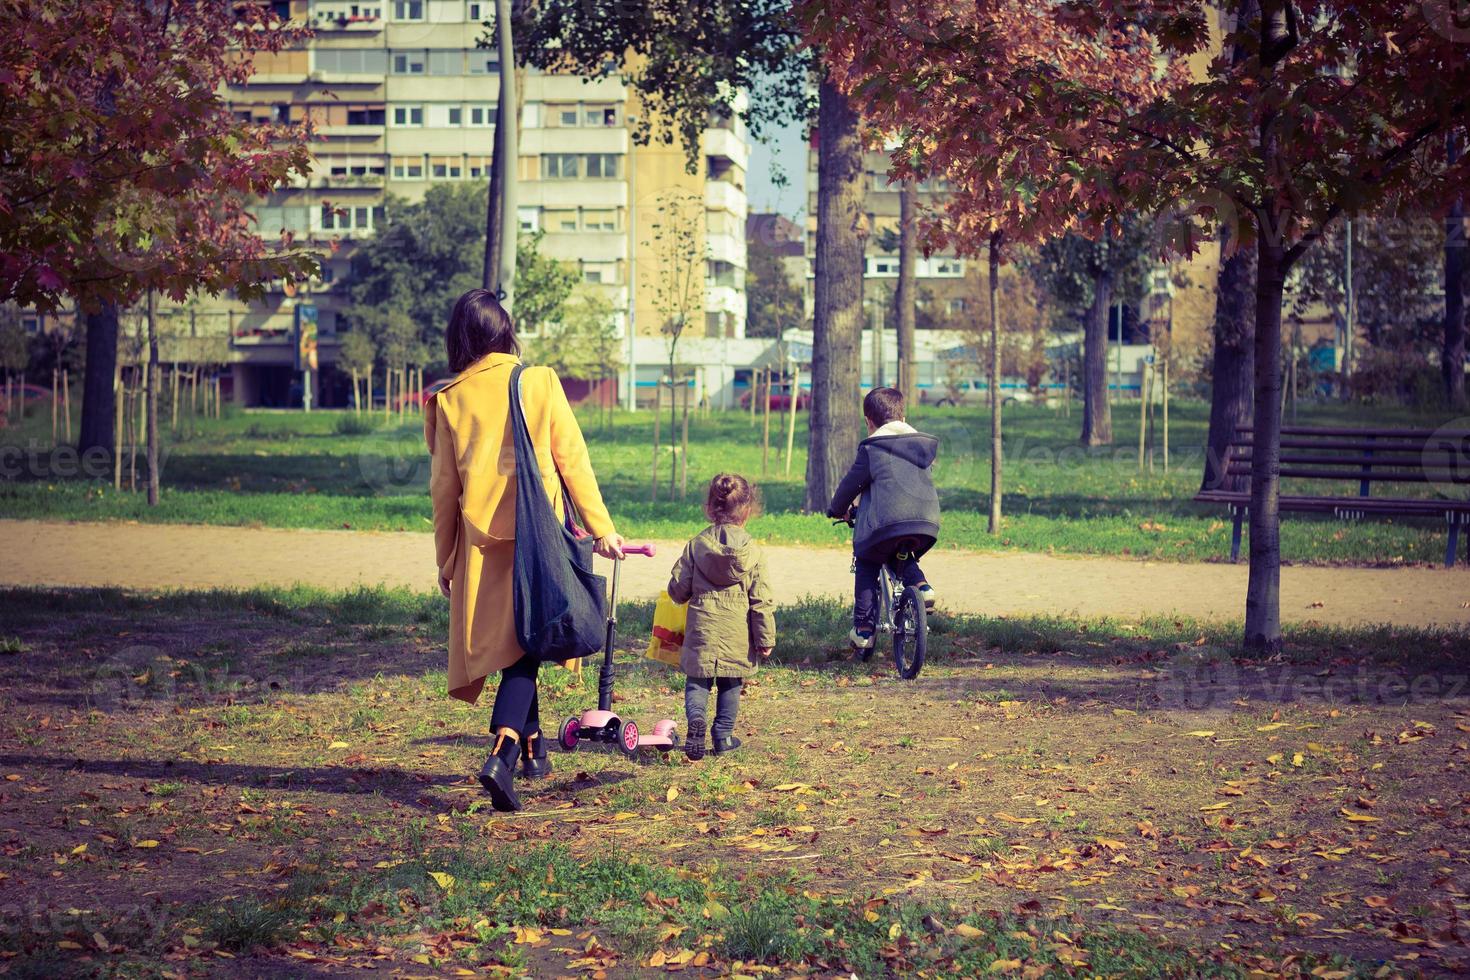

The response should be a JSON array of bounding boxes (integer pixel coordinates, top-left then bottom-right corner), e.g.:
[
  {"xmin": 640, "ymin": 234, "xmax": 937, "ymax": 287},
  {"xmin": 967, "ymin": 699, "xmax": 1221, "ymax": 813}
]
[
  {"xmin": 478, "ymin": 730, "xmax": 523, "ymax": 811},
  {"xmin": 684, "ymin": 718, "xmax": 707, "ymax": 761},
  {"xmin": 521, "ymin": 731, "xmax": 552, "ymax": 779},
  {"xmin": 711, "ymin": 735, "xmax": 742, "ymax": 756}
]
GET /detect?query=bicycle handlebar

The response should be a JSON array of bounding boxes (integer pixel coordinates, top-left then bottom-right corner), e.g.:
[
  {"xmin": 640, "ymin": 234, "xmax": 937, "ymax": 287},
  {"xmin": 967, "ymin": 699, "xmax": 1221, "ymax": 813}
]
[{"xmin": 622, "ymin": 543, "xmax": 657, "ymax": 557}]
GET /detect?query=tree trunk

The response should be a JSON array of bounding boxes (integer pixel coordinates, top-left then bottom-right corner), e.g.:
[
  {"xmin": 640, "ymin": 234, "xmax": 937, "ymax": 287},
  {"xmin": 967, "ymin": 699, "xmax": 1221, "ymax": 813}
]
[
  {"xmin": 988, "ymin": 236, "xmax": 1003, "ymax": 534},
  {"xmin": 650, "ymin": 381, "xmax": 661, "ymax": 502},
  {"xmin": 1202, "ymin": 241, "xmax": 1256, "ymax": 491},
  {"xmin": 804, "ymin": 77, "xmax": 866, "ymax": 512},
  {"xmin": 668, "ymin": 364, "xmax": 678, "ymax": 500},
  {"xmin": 1445, "ymin": 133, "xmax": 1465, "ymax": 409},
  {"xmin": 680, "ymin": 380, "xmax": 690, "ymax": 500},
  {"xmin": 79, "ymin": 302, "xmax": 120, "ymax": 455},
  {"xmin": 1080, "ymin": 267, "xmax": 1113, "ymax": 446},
  {"xmin": 762, "ymin": 366, "xmax": 772, "ymax": 476},
  {"xmin": 895, "ymin": 180, "xmax": 918, "ymax": 403},
  {"xmin": 146, "ymin": 291, "xmax": 160, "ymax": 507},
  {"xmin": 1245, "ymin": 232, "xmax": 1287, "ymax": 654}
]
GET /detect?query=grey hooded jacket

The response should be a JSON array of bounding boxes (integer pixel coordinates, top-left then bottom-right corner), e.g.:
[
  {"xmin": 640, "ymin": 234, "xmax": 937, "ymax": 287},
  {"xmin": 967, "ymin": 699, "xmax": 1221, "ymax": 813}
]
[
  {"xmin": 667, "ymin": 524, "xmax": 777, "ymax": 679},
  {"xmin": 826, "ymin": 421, "xmax": 941, "ymax": 561}
]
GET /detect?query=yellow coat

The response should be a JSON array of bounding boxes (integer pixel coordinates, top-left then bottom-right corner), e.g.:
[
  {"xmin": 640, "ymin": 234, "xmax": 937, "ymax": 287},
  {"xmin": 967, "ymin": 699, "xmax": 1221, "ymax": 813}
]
[{"xmin": 425, "ymin": 353, "xmax": 616, "ymax": 704}]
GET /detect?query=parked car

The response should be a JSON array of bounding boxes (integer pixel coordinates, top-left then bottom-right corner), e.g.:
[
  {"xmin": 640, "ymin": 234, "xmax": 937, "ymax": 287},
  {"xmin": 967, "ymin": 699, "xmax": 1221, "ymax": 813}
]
[
  {"xmin": 739, "ymin": 384, "xmax": 811, "ymax": 411},
  {"xmin": 930, "ymin": 380, "xmax": 1040, "ymax": 407}
]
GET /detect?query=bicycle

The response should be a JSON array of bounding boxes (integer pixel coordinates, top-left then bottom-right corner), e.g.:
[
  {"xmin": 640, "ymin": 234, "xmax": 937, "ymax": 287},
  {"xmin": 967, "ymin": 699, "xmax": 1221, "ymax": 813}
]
[{"xmin": 833, "ymin": 517, "xmax": 928, "ymax": 680}]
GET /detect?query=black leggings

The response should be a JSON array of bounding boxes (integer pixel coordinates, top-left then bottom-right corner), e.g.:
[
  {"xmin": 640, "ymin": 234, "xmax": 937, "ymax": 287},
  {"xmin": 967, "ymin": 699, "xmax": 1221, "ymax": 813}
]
[{"xmin": 489, "ymin": 654, "xmax": 541, "ymax": 739}]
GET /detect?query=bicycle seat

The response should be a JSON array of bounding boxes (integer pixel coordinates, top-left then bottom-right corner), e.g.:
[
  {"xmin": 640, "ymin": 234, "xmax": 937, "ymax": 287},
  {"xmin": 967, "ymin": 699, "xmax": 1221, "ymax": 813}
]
[{"xmin": 893, "ymin": 536, "xmax": 924, "ymax": 555}]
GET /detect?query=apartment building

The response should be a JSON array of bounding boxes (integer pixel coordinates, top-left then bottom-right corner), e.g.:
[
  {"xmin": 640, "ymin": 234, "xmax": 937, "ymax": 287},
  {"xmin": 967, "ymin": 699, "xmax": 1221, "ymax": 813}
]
[
  {"xmin": 173, "ymin": 0, "xmax": 750, "ymax": 406},
  {"xmin": 803, "ymin": 143, "xmax": 971, "ymax": 391}
]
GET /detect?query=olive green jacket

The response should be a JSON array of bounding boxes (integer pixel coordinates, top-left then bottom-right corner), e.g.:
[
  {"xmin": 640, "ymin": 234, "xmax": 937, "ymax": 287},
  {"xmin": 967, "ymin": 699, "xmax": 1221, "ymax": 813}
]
[{"xmin": 666, "ymin": 524, "xmax": 776, "ymax": 679}]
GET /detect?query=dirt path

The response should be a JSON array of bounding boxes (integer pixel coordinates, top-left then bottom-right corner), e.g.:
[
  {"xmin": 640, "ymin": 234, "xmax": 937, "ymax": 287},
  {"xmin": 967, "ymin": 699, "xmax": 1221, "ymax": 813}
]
[{"xmin": 3, "ymin": 518, "xmax": 1468, "ymax": 627}]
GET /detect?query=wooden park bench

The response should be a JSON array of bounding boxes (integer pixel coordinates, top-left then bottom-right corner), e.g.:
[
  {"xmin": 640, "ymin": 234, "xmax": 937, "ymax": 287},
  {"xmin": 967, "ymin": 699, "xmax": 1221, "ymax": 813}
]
[{"xmin": 1194, "ymin": 425, "xmax": 1470, "ymax": 567}]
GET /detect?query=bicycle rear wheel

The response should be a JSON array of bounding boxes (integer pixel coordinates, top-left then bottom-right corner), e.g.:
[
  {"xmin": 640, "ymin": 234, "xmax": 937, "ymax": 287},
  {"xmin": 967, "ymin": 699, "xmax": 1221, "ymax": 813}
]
[{"xmin": 891, "ymin": 585, "xmax": 927, "ymax": 680}]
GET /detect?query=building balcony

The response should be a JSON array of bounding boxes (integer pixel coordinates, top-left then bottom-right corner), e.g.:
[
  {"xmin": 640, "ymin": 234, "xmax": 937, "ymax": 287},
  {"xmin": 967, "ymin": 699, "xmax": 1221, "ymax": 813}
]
[
  {"xmin": 314, "ymin": 172, "xmax": 386, "ymax": 189},
  {"xmin": 705, "ymin": 285, "xmax": 743, "ymax": 314},
  {"xmin": 701, "ymin": 126, "xmax": 750, "ymax": 169},
  {"xmin": 308, "ymin": 72, "xmax": 388, "ymax": 85},
  {"xmin": 317, "ymin": 124, "xmax": 387, "ymax": 139},
  {"xmin": 706, "ymin": 231, "xmax": 744, "ymax": 266},
  {"xmin": 311, "ymin": 13, "xmax": 384, "ymax": 30},
  {"xmin": 704, "ymin": 179, "xmax": 746, "ymax": 217}
]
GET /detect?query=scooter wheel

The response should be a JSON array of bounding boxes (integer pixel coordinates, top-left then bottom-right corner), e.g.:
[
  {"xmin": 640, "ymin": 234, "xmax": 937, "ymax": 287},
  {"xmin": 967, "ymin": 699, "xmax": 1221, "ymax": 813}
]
[
  {"xmin": 618, "ymin": 719, "xmax": 640, "ymax": 757},
  {"xmin": 559, "ymin": 716, "xmax": 581, "ymax": 752}
]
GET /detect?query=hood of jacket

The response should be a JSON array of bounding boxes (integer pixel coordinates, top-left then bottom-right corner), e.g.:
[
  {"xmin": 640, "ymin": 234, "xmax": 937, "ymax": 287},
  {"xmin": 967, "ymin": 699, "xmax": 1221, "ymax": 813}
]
[
  {"xmin": 863, "ymin": 429, "xmax": 940, "ymax": 469},
  {"xmin": 688, "ymin": 524, "xmax": 755, "ymax": 588}
]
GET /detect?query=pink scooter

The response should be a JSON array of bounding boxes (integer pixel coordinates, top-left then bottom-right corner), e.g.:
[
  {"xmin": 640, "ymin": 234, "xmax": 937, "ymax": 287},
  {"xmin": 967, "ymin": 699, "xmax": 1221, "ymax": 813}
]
[{"xmin": 558, "ymin": 543, "xmax": 680, "ymax": 758}]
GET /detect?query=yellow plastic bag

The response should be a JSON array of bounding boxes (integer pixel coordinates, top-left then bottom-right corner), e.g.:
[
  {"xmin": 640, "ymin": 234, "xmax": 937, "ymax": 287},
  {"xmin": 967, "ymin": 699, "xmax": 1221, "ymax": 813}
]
[{"xmin": 645, "ymin": 590, "xmax": 687, "ymax": 668}]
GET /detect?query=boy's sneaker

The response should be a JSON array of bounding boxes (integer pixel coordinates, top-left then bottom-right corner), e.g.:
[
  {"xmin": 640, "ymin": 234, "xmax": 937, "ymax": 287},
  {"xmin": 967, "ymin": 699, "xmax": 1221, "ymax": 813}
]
[
  {"xmin": 918, "ymin": 585, "xmax": 937, "ymax": 610},
  {"xmin": 849, "ymin": 628, "xmax": 875, "ymax": 654},
  {"xmin": 684, "ymin": 719, "xmax": 707, "ymax": 761}
]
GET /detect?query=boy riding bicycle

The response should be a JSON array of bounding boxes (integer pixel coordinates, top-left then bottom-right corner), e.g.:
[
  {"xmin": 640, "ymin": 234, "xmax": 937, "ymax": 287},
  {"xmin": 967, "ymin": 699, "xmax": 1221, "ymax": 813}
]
[{"xmin": 826, "ymin": 387, "xmax": 942, "ymax": 651}]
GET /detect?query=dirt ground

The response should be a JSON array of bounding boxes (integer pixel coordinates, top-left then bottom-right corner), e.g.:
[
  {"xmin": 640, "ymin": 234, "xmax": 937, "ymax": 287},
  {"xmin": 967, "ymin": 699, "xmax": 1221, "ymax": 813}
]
[
  {"xmin": 4, "ymin": 519, "xmax": 1470, "ymax": 627},
  {"xmin": 0, "ymin": 595, "xmax": 1468, "ymax": 976}
]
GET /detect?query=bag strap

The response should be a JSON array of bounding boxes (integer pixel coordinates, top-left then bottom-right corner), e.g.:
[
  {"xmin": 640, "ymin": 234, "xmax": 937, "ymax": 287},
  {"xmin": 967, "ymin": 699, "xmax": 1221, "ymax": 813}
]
[{"xmin": 507, "ymin": 364, "xmax": 586, "ymax": 531}]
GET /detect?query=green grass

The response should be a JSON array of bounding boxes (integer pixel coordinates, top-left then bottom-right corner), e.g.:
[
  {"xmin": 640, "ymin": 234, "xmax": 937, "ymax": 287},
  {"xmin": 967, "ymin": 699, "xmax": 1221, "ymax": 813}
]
[
  {"xmin": 3, "ymin": 396, "xmax": 1466, "ymax": 562},
  {"xmin": 1, "ymin": 583, "xmax": 1459, "ymax": 668}
]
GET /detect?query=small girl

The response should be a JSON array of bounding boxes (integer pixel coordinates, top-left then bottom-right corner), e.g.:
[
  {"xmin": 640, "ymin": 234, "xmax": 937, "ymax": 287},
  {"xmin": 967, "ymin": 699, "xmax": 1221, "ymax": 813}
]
[{"xmin": 666, "ymin": 473, "xmax": 776, "ymax": 760}]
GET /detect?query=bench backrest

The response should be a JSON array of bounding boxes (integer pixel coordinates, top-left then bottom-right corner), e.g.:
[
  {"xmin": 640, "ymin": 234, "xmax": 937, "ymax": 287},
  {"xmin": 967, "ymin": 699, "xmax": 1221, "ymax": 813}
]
[{"xmin": 1225, "ymin": 425, "xmax": 1470, "ymax": 497}]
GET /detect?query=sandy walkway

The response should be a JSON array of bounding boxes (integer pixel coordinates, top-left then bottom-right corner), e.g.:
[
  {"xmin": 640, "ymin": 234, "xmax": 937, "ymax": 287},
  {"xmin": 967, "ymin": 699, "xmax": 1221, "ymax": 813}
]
[{"xmin": 2, "ymin": 518, "xmax": 1468, "ymax": 628}]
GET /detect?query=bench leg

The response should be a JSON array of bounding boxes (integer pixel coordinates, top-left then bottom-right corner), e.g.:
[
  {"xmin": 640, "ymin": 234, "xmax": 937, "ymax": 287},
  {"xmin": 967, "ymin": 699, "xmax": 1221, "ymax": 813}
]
[
  {"xmin": 1230, "ymin": 508, "xmax": 1244, "ymax": 563},
  {"xmin": 1448, "ymin": 523, "xmax": 1460, "ymax": 569}
]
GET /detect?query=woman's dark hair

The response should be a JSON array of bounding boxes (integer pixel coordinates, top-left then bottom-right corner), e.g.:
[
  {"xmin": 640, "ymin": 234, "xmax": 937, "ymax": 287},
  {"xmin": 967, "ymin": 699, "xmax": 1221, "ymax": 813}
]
[
  {"xmin": 705, "ymin": 472, "xmax": 762, "ymax": 526},
  {"xmin": 446, "ymin": 288, "xmax": 519, "ymax": 372}
]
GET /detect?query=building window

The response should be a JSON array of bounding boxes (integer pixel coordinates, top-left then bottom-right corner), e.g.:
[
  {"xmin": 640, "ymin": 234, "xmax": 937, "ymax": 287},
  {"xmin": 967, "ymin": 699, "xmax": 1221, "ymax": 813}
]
[
  {"xmin": 707, "ymin": 260, "xmax": 741, "ymax": 288},
  {"xmin": 392, "ymin": 50, "xmax": 426, "ymax": 74},
  {"xmin": 392, "ymin": 0, "xmax": 423, "ymax": 20},
  {"xmin": 392, "ymin": 105, "xmax": 423, "ymax": 127},
  {"xmin": 467, "ymin": 1, "xmax": 485, "ymax": 20},
  {"xmin": 315, "ymin": 48, "xmax": 389, "ymax": 74},
  {"xmin": 430, "ymin": 156, "xmax": 463, "ymax": 179},
  {"xmin": 469, "ymin": 104, "xmax": 496, "ymax": 126},
  {"xmin": 947, "ymin": 298, "xmax": 967, "ymax": 314},
  {"xmin": 427, "ymin": 49, "xmax": 461, "ymax": 75},
  {"xmin": 587, "ymin": 105, "xmax": 618, "ymax": 126},
  {"xmin": 871, "ymin": 258, "xmax": 898, "ymax": 276},
  {"xmin": 543, "ymin": 209, "xmax": 579, "ymax": 232},
  {"xmin": 468, "ymin": 155, "xmax": 492, "ymax": 178},
  {"xmin": 582, "ymin": 209, "xmax": 618, "ymax": 231},
  {"xmin": 581, "ymin": 262, "xmax": 618, "ymax": 284},
  {"xmin": 556, "ymin": 106, "xmax": 578, "ymax": 127},
  {"xmin": 391, "ymin": 156, "xmax": 425, "ymax": 179},
  {"xmin": 931, "ymin": 258, "xmax": 962, "ymax": 276},
  {"xmin": 345, "ymin": 105, "xmax": 386, "ymax": 126},
  {"xmin": 467, "ymin": 51, "xmax": 499, "ymax": 73},
  {"xmin": 447, "ymin": 106, "xmax": 463, "ymax": 126},
  {"xmin": 584, "ymin": 153, "xmax": 618, "ymax": 178},
  {"xmin": 541, "ymin": 154, "xmax": 579, "ymax": 179},
  {"xmin": 518, "ymin": 208, "xmax": 538, "ymax": 232}
]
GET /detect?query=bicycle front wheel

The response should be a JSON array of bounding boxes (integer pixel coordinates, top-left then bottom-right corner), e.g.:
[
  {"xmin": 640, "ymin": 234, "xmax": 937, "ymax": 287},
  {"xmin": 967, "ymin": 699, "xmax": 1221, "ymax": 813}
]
[{"xmin": 892, "ymin": 585, "xmax": 927, "ymax": 680}]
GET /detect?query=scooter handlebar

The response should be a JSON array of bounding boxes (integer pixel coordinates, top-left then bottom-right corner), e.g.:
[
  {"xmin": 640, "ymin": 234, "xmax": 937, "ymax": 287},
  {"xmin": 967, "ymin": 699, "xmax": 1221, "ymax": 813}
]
[{"xmin": 622, "ymin": 543, "xmax": 657, "ymax": 557}]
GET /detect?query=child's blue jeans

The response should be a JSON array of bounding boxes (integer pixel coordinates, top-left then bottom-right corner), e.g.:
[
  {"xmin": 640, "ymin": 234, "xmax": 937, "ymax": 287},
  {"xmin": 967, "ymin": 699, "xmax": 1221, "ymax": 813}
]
[
  {"xmin": 854, "ymin": 553, "xmax": 928, "ymax": 632},
  {"xmin": 685, "ymin": 677, "xmax": 743, "ymax": 740}
]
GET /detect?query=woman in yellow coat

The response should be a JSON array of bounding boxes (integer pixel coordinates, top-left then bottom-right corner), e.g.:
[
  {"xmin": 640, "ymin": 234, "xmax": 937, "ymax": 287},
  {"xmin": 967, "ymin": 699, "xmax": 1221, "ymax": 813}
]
[{"xmin": 425, "ymin": 289, "xmax": 624, "ymax": 811}]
